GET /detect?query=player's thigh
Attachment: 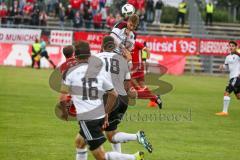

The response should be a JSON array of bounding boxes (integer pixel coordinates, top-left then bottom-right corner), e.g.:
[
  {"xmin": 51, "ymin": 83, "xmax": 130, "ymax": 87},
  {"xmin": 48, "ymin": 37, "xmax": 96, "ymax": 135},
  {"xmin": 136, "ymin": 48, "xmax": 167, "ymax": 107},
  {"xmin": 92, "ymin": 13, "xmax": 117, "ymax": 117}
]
[{"xmin": 91, "ymin": 145, "xmax": 106, "ymax": 160}]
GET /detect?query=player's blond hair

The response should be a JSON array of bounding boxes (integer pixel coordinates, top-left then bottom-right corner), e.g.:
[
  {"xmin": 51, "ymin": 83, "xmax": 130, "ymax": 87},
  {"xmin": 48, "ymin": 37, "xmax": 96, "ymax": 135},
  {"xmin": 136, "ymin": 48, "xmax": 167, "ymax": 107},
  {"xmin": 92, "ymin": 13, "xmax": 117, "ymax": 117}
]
[{"xmin": 128, "ymin": 14, "xmax": 139, "ymax": 26}]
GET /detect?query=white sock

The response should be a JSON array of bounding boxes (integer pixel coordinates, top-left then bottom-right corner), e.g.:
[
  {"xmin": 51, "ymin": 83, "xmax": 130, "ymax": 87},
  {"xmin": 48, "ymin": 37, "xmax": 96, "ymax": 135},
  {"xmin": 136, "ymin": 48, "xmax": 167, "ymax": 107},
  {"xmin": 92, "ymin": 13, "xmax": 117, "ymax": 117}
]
[
  {"xmin": 111, "ymin": 143, "xmax": 121, "ymax": 152},
  {"xmin": 112, "ymin": 132, "xmax": 137, "ymax": 143},
  {"xmin": 76, "ymin": 148, "xmax": 88, "ymax": 160},
  {"xmin": 105, "ymin": 152, "xmax": 135, "ymax": 160},
  {"xmin": 223, "ymin": 96, "xmax": 230, "ymax": 113}
]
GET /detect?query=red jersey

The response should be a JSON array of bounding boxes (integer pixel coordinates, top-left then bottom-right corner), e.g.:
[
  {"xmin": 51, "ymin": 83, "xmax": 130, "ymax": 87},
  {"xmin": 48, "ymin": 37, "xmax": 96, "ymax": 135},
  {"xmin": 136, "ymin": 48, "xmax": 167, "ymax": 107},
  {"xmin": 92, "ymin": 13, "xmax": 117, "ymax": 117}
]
[
  {"xmin": 59, "ymin": 57, "xmax": 79, "ymax": 79},
  {"xmin": 131, "ymin": 41, "xmax": 145, "ymax": 79},
  {"xmin": 70, "ymin": 0, "xmax": 82, "ymax": 10}
]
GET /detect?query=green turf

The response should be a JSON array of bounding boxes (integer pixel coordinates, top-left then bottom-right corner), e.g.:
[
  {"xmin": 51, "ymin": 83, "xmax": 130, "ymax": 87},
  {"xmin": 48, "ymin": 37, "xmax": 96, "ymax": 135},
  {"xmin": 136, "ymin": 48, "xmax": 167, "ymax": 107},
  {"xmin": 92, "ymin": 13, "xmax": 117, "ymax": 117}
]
[{"xmin": 0, "ymin": 66, "xmax": 240, "ymax": 160}]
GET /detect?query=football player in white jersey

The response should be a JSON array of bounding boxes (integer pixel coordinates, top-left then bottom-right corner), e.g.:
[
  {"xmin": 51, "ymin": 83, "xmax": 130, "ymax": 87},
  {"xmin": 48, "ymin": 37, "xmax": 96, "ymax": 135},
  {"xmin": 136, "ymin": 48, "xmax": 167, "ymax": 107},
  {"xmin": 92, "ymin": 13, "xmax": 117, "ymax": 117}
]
[
  {"xmin": 216, "ymin": 41, "xmax": 240, "ymax": 116},
  {"xmin": 60, "ymin": 41, "xmax": 145, "ymax": 160},
  {"xmin": 93, "ymin": 36, "xmax": 153, "ymax": 153}
]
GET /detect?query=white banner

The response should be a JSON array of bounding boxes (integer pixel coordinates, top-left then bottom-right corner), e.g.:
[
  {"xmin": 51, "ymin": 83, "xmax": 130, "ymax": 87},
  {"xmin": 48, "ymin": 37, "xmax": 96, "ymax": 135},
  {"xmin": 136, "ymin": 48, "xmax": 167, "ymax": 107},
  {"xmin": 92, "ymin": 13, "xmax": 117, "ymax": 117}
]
[
  {"xmin": 50, "ymin": 30, "xmax": 73, "ymax": 46},
  {"xmin": 0, "ymin": 28, "xmax": 42, "ymax": 44}
]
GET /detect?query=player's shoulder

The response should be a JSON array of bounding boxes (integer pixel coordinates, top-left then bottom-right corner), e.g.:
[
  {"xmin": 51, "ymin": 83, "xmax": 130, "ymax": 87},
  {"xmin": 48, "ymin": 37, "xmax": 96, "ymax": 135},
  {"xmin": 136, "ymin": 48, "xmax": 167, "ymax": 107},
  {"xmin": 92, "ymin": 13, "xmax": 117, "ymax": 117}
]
[{"xmin": 114, "ymin": 20, "xmax": 127, "ymax": 29}]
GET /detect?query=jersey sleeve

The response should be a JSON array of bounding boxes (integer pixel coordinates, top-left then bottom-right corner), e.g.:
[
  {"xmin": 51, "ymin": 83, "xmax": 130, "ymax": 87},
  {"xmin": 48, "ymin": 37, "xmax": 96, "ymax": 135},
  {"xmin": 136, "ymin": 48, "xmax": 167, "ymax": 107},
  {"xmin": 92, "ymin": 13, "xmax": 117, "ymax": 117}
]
[{"xmin": 224, "ymin": 56, "xmax": 229, "ymax": 65}]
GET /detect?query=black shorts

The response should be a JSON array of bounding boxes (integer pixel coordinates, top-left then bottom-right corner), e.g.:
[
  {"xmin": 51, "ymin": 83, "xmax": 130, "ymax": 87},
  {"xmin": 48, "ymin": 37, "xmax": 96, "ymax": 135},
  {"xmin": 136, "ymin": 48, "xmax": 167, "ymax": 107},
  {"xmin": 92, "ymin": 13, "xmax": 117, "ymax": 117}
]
[
  {"xmin": 105, "ymin": 95, "xmax": 129, "ymax": 131},
  {"xmin": 225, "ymin": 77, "xmax": 240, "ymax": 94},
  {"xmin": 41, "ymin": 51, "xmax": 49, "ymax": 59},
  {"xmin": 78, "ymin": 118, "xmax": 106, "ymax": 151}
]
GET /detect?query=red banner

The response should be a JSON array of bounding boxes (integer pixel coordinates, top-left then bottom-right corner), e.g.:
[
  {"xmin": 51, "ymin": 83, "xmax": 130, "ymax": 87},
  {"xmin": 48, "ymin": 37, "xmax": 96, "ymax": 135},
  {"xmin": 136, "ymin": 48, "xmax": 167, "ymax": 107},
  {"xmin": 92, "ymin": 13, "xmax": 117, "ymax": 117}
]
[
  {"xmin": 0, "ymin": 43, "xmax": 63, "ymax": 68},
  {"xmin": 74, "ymin": 32, "xmax": 199, "ymax": 55}
]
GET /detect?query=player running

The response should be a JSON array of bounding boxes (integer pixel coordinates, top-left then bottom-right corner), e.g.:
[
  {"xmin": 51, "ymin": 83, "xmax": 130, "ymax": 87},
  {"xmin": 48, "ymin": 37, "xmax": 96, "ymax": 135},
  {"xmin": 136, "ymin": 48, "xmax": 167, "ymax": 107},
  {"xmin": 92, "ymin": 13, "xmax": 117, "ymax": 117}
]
[
  {"xmin": 93, "ymin": 36, "xmax": 153, "ymax": 153},
  {"xmin": 60, "ymin": 40, "xmax": 145, "ymax": 160},
  {"xmin": 216, "ymin": 40, "xmax": 240, "ymax": 116}
]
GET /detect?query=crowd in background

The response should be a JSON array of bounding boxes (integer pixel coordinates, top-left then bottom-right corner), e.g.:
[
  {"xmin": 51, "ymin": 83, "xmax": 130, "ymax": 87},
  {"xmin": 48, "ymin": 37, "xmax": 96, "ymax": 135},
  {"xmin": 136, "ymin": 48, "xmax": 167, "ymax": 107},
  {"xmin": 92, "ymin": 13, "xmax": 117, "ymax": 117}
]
[{"xmin": 0, "ymin": 0, "xmax": 166, "ymax": 31}]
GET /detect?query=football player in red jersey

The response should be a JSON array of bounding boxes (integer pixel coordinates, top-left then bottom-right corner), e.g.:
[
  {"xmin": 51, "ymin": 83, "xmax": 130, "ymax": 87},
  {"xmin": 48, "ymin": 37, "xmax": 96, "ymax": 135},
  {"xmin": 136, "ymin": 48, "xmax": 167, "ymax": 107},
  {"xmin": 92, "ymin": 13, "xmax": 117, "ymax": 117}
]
[{"xmin": 131, "ymin": 41, "xmax": 162, "ymax": 108}]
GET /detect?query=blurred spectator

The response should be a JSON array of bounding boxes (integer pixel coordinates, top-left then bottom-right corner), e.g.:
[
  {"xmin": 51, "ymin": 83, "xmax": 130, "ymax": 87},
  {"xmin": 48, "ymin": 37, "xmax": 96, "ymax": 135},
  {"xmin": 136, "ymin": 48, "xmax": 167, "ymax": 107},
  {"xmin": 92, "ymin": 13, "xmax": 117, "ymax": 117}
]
[
  {"xmin": 105, "ymin": 0, "xmax": 113, "ymax": 15},
  {"xmin": 175, "ymin": 0, "xmax": 187, "ymax": 27},
  {"xmin": 91, "ymin": 0, "xmax": 99, "ymax": 16},
  {"xmin": 66, "ymin": 4, "xmax": 75, "ymax": 24},
  {"xmin": 0, "ymin": 2, "xmax": 8, "ymax": 24},
  {"xmin": 23, "ymin": 2, "xmax": 33, "ymax": 16},
  {"xmin": 55, "ymin": 0, "xmax": 60, "ymax": 17},
  {"xmin": 128, "ymin": 0, "xmax": 138, "ymax": 9},
  {"xmin": 46, "ymin": 0, "xmax": 56, "ymax": 14},
  {"xmin": 146, "ymin": 0, "xmax": 154, "ymax": 23},
  {"xmin": 19, "ymin": 0, "xmax": 25, "ymax": 11},
  {"xmin": 59, "ymin": 3, "xmax": 65, "ymax": 28},
  {"xmin": 205, "ymin": 1, "xmax": 214, "ymax": 26},
  {"xmin": 83, "ymin": 1, "xmax": 92, "ymax": 28},
  {"xmin": 99, "ymin": 0, "xmax": 106, "ymax": 11},
  {"xmin": 154, "ymin": 0, "xmax": 164, "ymax": 25},
  {"xmin": 106, "ymin": 13, "xmax": 115, "ymax": 29},
  {"xmin": 100, "ymin": 7, "xmax": 107, "ymax": 29},
  {"xmin": 136, "ymin": 0, "xmax": 145, "ymax": 14},
  {"xmin": 14, "ymin": 8, "xmax": 23, "ymax": 25},
  {"xmin": 39, "ymin": 11, "xmax": 48, "ymax": 26},
  {"xmin": 83, "ymin": 9, "xmax": 92, "ymax": 28},
  {"xmin": 139, "ymin": 8, "xmax": 147, "ymax": 31},
  {"xmin": 93, "ymin": 11, "xmax": 102, "ymax": 29},
  {"xmin": 7, "ymin": 6, "xmax": 14, "ymax": 25},
  {"xmin": 115, "ymin": 13, "xmax": 122, "ymax": 22},
  {"xmin": 30, "ymin": 8, "xmax": 39, "ymax": 25},
  {"xmin": 70, "ymin": 0, "xmax": 82, "ymax": 11},
  {"xmin": 73, "ymin": 11, "xmax": 83, "ymax": 28}
]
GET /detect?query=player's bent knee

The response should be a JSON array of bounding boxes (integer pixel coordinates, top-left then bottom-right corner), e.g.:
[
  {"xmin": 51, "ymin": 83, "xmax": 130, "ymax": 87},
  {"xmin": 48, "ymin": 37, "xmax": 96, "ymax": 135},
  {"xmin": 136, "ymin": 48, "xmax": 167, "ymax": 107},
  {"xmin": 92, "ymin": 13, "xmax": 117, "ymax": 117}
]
[
  {"xmin": 75, "ymin": 134, "xmax": 86, "ymax": 148},
  {"xmin": 105, "ymin": 131, "xmax": 116, "ymax": 143}
]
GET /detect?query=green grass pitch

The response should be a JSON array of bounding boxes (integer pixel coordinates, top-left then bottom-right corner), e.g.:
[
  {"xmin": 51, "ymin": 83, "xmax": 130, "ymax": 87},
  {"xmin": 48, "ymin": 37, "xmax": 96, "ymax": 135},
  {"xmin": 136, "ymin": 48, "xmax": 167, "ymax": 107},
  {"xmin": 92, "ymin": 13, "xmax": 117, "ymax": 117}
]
[{"xmin": 0, "ymin": 66, "xmax": 240, "ymax": 160}]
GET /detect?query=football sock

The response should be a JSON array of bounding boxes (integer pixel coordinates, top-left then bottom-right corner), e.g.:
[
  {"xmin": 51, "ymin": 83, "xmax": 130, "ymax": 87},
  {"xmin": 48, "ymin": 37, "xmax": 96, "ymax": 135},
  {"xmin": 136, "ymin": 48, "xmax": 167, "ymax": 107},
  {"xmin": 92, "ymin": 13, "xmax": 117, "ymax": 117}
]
[
  {"xmin": 76, "ymin": 148, "xmax": 88, "ymax": 160},
  {"xmin": 223, "ymin": 96, "xmax": 230, "ymax": 113},
  {"xmin": 105, "ymin": 152, "xmax": 135, "ymax": 160},
  {"xmin": 111, "ymin": 143, "xmax": 121, "ymax": 153},
  {"xmin": 112, "ymin": 132, "xmax": 137, "ymax": 143}
]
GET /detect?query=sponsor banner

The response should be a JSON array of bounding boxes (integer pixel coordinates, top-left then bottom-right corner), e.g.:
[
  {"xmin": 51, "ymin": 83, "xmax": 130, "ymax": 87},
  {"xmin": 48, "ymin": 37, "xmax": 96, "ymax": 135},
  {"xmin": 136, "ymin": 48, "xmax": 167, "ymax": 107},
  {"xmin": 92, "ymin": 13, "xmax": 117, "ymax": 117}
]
[
  {"xmin": 74, "ymin": 32, "xmax": 198, "ymax": 55},
  {"xmin": 0, "ymin": 28, "xmax": 41, "ymax": 44},
  {"xmin": 199, "ymin": 39, "xmax": 230, "ymax": 56},
  {"xmin": 136, "ymin": 36, "xmax": 199, "ymax": 55},
  {"xmin": 0, "ymin": 43, "xmax": 64, "ymax": 68},
  {"xmin": 0, "ymin": 42, "xmax": 185, "ymax": 75},
  {"xmin": 50, "ymin": 30, "xmax": 73, "ymax": 46},
  {"xmin": 74, "ymin": 31, "xmax": 107, "ymax": 53}
]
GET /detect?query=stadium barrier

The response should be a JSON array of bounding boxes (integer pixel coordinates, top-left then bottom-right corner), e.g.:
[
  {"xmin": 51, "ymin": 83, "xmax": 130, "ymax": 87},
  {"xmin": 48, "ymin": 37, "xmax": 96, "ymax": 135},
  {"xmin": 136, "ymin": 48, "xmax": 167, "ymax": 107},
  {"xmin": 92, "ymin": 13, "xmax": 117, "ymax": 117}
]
[{"xmin": 0, "ymin": 28, "xmax": 239, "ymax": 75}]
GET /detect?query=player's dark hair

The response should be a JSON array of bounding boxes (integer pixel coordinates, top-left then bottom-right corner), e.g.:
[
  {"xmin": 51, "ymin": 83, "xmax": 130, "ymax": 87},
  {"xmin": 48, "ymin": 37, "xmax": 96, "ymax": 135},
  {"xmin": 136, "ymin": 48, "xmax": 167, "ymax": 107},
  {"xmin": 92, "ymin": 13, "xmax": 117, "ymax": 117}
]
[
  {"xmin": 74, "ymin": 41, "xmax": 91, "ymax": 59},
  {"xmin": 229, "ymin": 40, "xmax": 238, "ymax": 46},
  {"xmin": 102, "ymin": 36, "xmax": 116, "ymax": 52},
  {"xmin": 63, "ymin": 45, "xmax": 74, "ymax": 58}
]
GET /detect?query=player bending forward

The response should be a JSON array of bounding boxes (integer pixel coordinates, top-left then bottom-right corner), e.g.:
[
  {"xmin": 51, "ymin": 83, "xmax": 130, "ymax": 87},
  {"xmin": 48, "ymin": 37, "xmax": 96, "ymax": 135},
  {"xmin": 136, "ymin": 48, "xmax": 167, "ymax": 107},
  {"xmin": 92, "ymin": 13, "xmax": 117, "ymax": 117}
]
[
  {"xmin": 216, "ymin": 41, "xmax": 240, "ymax": 116},
  {"xmin": 60, "ymin": 41, "xmax": 145, "ymax": 160},
  {"xmin": 94, "ymin": 36, "xmax": 153, "ymax": 153}
]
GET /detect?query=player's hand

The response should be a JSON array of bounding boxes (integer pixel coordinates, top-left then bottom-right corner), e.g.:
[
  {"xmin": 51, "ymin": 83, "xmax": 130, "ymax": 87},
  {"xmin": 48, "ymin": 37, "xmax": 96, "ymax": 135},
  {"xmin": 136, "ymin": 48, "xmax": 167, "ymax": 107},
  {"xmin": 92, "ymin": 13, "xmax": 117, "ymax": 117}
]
[
  {"xmin": 128, "ymin": 87, "xmax": 137, "ymax": 99},
  {"xmin": 219, "ymin": 64, "xmax": 225, "ymax": 71},
  {"xmin": 102, "ymin": 114, "xmax": 109, "ymax": 129},
  {"xmin": 59, "ymin": 101, "xmax": 69, "ymax": 121},
  {"xmin": 122, "ymin": 48, "xmax": 132, "ymax": 61}
]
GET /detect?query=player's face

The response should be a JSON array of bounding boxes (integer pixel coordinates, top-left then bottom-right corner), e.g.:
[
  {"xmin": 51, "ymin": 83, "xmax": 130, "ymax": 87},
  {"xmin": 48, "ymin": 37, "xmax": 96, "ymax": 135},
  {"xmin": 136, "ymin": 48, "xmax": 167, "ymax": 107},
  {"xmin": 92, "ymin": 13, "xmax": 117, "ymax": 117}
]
[
  {"xmin": 127, "ymin": 21, "xmax": 137, "ymax": 31},
  {"xmin": 229, "ymin": 43, "xmax": 237, "ymax": 53}
]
